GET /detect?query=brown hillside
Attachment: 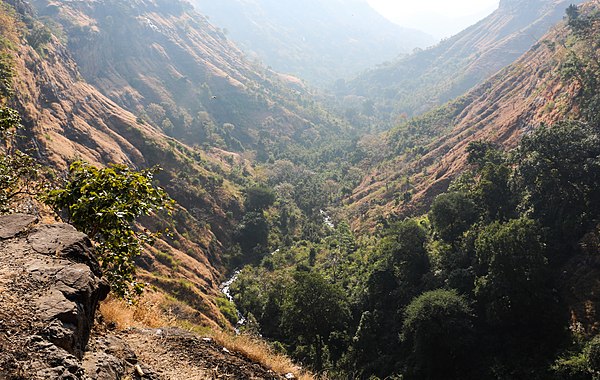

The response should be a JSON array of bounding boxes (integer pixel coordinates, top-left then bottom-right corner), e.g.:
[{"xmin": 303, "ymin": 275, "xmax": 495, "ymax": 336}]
[
  {"xmin": 344, "ymin": 0, "xmax": 585, "ymax": 120},
  {"xmin": 4, "ymin": 0, "xmax": 247, "ymax": 328},
  {"xmin": 347, "ymin": 10, "xmax": 584, "ymax": 228},
  {"xmin": 30, "ymin": 0, "xmax": 348, "ymax": 153}
]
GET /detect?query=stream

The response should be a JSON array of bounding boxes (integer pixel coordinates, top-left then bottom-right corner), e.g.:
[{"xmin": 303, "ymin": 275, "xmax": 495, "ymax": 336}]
[
  {"xmin": 220, "ymin": 269, "xmax": 246, "ymax": 333},
  {"xmin": 220, "ymin": 210, "xmax": 335, "ymax": 333}
]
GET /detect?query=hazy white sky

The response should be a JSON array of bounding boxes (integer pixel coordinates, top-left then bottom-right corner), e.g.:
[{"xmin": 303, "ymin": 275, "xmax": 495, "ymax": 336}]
[{"xmin": 367, "ymin": 0, "xmax": 500, "ymax": 39}]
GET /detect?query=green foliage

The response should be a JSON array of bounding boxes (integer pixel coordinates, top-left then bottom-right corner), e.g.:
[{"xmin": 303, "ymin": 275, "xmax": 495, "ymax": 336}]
[
  {"xmin": 515, "ymin": 122, "xmax": 600, "ymax": 244},
  {"xmin": 0, "ymin": 107, "xmax": 40, "ymax": 213},
  {"xmin": 27, "ymin": 22, "xmax": 52, "ymax": 53},
  {"xmin": 244, "ymin": 185, "xmax": 276, "ymax": 212},
  {"xmin": 561, "ymin": 7, "xmax": 600, "ymax": 125},
  {"xmin": 0, "ymin": 106, "xmax": 20, "ymax": 135},
  {"xmin": 281, "ymin": 270, "xmax": 350, "ymax": 371},
  {"xmin": 552, "ymin": 335, "xmax": 600, "ymax": 380},
  {"xmin": 0, "ymin": 53, "xmax": 13, "ymax": 99},
  {"xmin": 381, "ymin": 219, "xmax": 430, "ymax": 289},
  {"xmin": 588, "ymin": 336, "xmax": 600, "ymax": 375},
  {"xmin": 0, "ymin": 150, "xmax": 39, "ymax": 212},
  {"xmin": 216, "ymin": 296, "xmax": 238, "ymax": 325},
  {"xmin": 474, "ymin": 217, "xmax": 548, "ymax": 327},
  {"xmin": 235, "ymin": 211, "xmax": 269, "ymax": 257},
  {"xmin": 402, "ymin": 289, "xmax": 474, "ymax": 379},
  {"xmin": 45, "ymin": 161, "xmax": 173, "ymax": 298},
  {"xmin": 429, "ymin": 192, "xmax": 479, "ymax": 242},
  {"xmin": 566, "ymin": 5, "xmax": 593, "ymax": 38}
]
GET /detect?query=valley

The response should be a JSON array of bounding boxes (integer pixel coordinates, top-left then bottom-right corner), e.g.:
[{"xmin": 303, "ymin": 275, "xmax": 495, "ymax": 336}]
[{"xmin": 0, "ymin": 0, "xmax": 599, "ymax": 379}]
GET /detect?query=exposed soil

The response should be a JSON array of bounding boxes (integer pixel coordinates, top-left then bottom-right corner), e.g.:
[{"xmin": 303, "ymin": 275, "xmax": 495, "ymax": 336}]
[{"xmin": 106, "ymin": 328, "xmax": 284, "ymax": 380}]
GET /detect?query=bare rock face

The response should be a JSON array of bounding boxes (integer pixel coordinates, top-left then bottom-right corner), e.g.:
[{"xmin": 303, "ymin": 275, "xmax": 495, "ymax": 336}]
[{"xmin": 0, "ymin": 214, "xmax": 109, "ymax": 379}]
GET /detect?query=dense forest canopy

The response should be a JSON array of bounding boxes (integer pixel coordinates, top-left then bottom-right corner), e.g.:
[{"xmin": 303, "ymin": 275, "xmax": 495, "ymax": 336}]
[{"xmin": 225, "ymin": 4, "xmax": 600, "ymax": 379}]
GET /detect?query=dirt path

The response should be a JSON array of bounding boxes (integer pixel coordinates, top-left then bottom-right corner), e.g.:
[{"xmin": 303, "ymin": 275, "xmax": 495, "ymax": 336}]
[{"xmin": 113, "ymin": 328, "xmax": 284, "ymax": 380}]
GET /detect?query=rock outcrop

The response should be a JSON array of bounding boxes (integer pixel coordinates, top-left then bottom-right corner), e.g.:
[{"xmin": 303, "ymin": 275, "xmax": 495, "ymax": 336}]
[
  {"xmin": 0, "ymin": 214, "xmax": 109, "ymax": 379},
  {"xmin": 0, "ymin": 214, "xmax": 292, "ymax": 379}
]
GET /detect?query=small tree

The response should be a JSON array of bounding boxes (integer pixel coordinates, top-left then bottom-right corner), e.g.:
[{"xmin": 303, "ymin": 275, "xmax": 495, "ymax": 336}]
[
  {"xmin": 46, "ymin": 161, "xmax": 173, "ymax": 298},
  {"xmin": 0, "ymin": 107, "xmax": 40, "ymax": 212},
  {"xmin": 515, "ymin": 122, "xmax": 600, "ymax": 245},
  {"xmin": 244, "ymin": 185, "xmax": 275, "ymax": 212},
  {"xmin": 402, "ymin": 289, "xmax": 474, "ymax": 379},
  {"xmin": 430, "ymin": 192, "xmax": 479, "ymax": 242},
  {"xmin": 281, "ymin": 270, "xmax": 350, "ymax": 371}
]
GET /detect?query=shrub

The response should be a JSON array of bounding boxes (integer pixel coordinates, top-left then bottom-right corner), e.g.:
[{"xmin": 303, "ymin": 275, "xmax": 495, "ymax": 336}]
[{"xmin": 45, "ymin": 161, "xmax": 173, "ymax": 298}]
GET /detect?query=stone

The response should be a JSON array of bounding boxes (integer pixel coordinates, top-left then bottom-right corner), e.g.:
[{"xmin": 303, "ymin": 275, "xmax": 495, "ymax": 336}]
[
  {"xmin": 27, "ymin": 223, "xmax": 102, "ymax": 276},
  {"xmin": 82, "ymin": 350, "xmax": 126, "ymax": 380},
  {"xmin": 0, "ymin": 213, "xmax": 37, "ymax": 239},
  {"xmin": 37, "ymin": 289, "xmax": 78, "ymax": 323},
  {"xmin": 0, "ymin": 216, "xmax": 111, "ymax": 378}
]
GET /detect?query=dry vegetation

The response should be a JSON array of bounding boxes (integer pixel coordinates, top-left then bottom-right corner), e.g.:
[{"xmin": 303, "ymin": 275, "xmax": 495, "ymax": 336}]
[
  {"xmin": 99, "ymin": 292, "xmax": 314, "ymax": 379},
  {"xmin": 210, "ymin": 331, "xmax": 314, "ymax": 380}
]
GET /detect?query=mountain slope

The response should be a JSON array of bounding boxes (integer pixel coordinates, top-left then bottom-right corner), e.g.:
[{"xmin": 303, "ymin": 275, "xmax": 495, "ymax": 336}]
[
  {"xmin": 342, "ymin": 0, "xmax": 585, "ymax": 120},
  {"xmin": 346, "ymin": 4, "xmax": 586, "ymax": 227},
  {"xmin": 189, "ymin": 0, "xmax": 434, "ymax": 85},
  {"xmin": 4, "ymin": 0, "xmax": 250, "ymax": 328},
  {"xmin": 30, "ymin": 0, "xmax": 349, "ymax": 159}
]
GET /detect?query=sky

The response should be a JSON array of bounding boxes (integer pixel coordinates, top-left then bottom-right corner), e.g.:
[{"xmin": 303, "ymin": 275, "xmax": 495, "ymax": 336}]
[{"xmin": 367, "ymin": 0, "xmax": 500, "ymax": 40}]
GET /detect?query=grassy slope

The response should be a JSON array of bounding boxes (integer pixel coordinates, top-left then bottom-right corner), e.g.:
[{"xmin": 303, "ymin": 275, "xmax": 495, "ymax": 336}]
[{"xmin": 346, "ymin": 9, "xmax": 584, "ymax": 230}]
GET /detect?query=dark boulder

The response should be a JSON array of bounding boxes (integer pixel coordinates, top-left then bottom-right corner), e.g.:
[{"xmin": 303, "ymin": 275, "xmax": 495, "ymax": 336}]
[{"xmin": 0, "ymin": 214, "xmax": 109, "ymax": 379}]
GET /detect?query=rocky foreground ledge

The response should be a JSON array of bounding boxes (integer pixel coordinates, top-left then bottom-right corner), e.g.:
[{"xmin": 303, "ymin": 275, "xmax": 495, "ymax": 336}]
[
  {"xmin": 0, "ymin": 213, "xmax": 109, "ymax": 378},
  {"xmin": 0, "ymin": 214, "xmax": 288, "ymax": 379}
]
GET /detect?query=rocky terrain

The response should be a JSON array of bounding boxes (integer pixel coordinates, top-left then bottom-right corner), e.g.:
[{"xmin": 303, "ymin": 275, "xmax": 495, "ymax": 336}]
[
  {"xmin": 0, "ymin": 213, "xmax": 290, "ymax": 379},
  {"xmin": 0, "ymin": 213, "xmax": 107, "ymax": 378}
]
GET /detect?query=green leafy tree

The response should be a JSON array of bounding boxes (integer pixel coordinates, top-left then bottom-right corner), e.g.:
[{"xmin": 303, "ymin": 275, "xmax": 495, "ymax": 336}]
[
  {"xmin": 429, "ymin": 192, "xmax": 479, "ymax": 242},
  {"xmin": 401, "ymin": 289, "xmax": 475, "ymax": 380},
  {"xmin": 474, "ymin": 217, "xmax": 548, "ymax": 327},
  {"xmin": 465, "ymin": 141, "xmax": 516, "ymax": 221},
  {"xmin": 45, "ymin": 161, "xmax": 173, "ymax": 298},
  {"xmin": 515, "ymin": 122, "xmax": 600, "ymax": 246},
  {"xmin": 244, "ymin": 185, "xmax": 276, "ymax": 212},
  {"xmin": 351, "ymin": 219, "xmax": 430, "ymax": 378},
  {"xmin": 281, "ymin": 270, "xmax": 350, "ymax": 371},
  {"xmin": 586, "ymin": 335, "xmax": 600, "ymax": 377},
  {"xmin": 235, "ymin": 211, "xmax": 269, "ymax": 257},
  {"xmin": 474, "ymin": 217, "xmax": 564, "ymax": 373},
  {"xmin": 0, "ymin": 107, "xmax": 40, "ymax": 212}
]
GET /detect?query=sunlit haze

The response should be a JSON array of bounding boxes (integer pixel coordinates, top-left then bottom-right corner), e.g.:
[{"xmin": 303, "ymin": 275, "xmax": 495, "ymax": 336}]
[{"xmin": 367, "ymin": 0, "xmax": 500, "ymax": 39}]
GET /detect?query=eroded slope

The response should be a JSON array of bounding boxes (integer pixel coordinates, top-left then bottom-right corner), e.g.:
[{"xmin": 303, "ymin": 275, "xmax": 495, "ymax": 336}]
[{"xmin": 347, "ymin": 7, "xmax": 586, "ymax": 227}]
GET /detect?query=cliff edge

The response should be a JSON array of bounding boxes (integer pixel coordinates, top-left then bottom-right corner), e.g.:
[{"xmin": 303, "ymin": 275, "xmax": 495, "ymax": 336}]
[
  {"xmin": 0, "ymin": 214, "xmax": 290, "ymax": 379},
  {"xmin": 0, "ymin": 213, "xmax": 109, "ymax": 378}
]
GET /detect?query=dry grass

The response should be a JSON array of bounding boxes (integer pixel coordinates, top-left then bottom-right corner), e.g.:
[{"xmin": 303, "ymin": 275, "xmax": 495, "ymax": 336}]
[
  {"xmin": 99, "ymin": 291, "xmax": 175, "ymax": 330},
  {"xmin": 100, "ymin": 292, "xmax": 314, "ymax": 379},
  {"xmin": 210, "ymin": 330, "xmax": 315, "ymax": 380}
]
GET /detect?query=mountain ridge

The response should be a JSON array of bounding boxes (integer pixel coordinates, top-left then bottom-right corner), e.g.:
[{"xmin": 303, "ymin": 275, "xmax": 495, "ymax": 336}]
[
  {"xmin": 342, "ymin": 0, "xmax": 584, "ymax": 121},
  {"xmin": 189, "ymin": 0, "xmax": 434, "ymax": 85},
  {"xmin": 345, "ymin": 7, "xmax": 584, "ymax": 228},
  {"xmin": 6, "ymin": 0, "xmax": 250, "ymax": 328}
]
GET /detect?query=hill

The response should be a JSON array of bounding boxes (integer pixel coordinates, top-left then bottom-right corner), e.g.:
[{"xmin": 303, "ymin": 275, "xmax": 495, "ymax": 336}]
[
  {"xmin": 2, "ymin": 0, "xmax": 256, "ymax": 328},
  {"xmin": 30, "ymin": 0, "xmax": 350, "ymax": 159},
  {"xmin": 345, "ymin": 0, "xmax": 591, "ymax": 227},
  {"xmin": 189, "ymin": 0, "xmax": 434, "ymax": 86},
  {"xmin": 341, "ymin": 0, "xmax": 585, "ymax": 121}
]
